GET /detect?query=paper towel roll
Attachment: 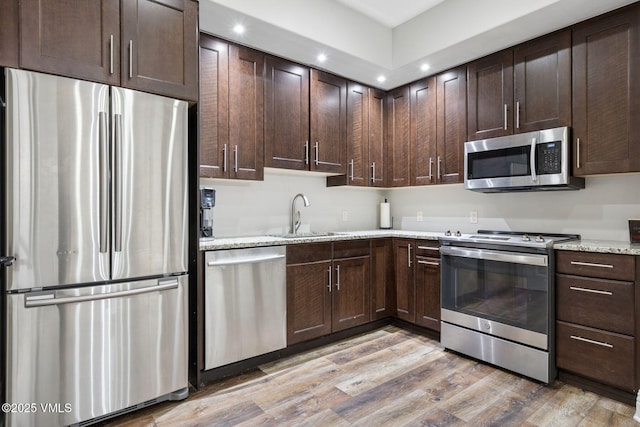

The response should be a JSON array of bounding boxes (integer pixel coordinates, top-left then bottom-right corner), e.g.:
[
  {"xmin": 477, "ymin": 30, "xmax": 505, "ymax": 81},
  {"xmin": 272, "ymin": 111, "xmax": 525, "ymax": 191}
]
[{"xmin": 380, "ymin": 199, "xmax": 391, "ymax": 229}]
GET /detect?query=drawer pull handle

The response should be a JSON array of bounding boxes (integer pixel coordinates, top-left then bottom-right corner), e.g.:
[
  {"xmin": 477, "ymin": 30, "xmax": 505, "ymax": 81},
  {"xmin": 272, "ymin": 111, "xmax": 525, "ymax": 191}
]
[
  {"xmin": 418, "ymin": 260, "xmax": 440, "ymax": 266},
  {"xmin": 570, "ymin": 335, "xmax": 613, "ymax": 348},
  {"xmin": 417, "ymin": 246, "xmax": 440, "ymax": 251},
  {"xmin": 570, "ymin": 261, "xmax": 614, "ymax": 269},
  {"xmin": 569, "ymin": 286, "xmax": 613, "ymax": 296}
]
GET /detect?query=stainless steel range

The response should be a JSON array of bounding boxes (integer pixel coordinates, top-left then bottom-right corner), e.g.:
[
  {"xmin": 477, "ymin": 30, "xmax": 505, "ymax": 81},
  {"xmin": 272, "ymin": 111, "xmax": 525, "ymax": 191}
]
[{"xmin": 439, "ymin": 230, "xmax": 579, "ymax": 383}]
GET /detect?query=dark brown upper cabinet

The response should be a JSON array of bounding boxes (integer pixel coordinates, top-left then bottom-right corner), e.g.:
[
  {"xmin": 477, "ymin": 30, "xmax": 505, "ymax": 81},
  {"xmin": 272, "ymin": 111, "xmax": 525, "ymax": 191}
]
[
  {"xmin": 310, "ymin": 69, "xmax": 347, "ymax": 174},
  {"xmin": 436, "ymin": 67, "xmax": 467, "ymax": 184},
  {"xmin": 572, "ymin": 3, "xmax": 640, "ymax": 176},
  {"xmin": 121, "ymin": 0, "xmax": 198, "ymax": 101},
  {"xmin": 327, "ymin": 84, "xmax": 387, "ymax": 187},
  {"xmin": 387, "ymin": 85, "xmax": 411, "ymax": 187},
  {"xmin": 0, "ymin": 0, "xmax": 19, "ymax": 67},
  {"xmin": 20, "ymin": 0, "xmax": 121, "ymax": 86},
  {"xmin": 514, "ymin": 30, "xmax": 571, "ymax": 133},
  {"xmin": 369, "ymin": 88, "xmax": 388, "ymax": 187},
  {"xmin": 264, "ymin": 56, "xmax": 310, "ymax": 171},
  {"xmin": 343, "ymin": 82, "xmax": 370, "ymax": 186},
  {"xmin": 467, "ymin": 49, "xmax": 514, "ymax": 140},
  {"xmin": 410, "ymin": 77, "xmax": 437, "ymax": 186},
  {"xmin": 406, "ymin": 67, "xmax": 466, "ymax": 187},
  {"xmin": 199, "ymin": 35, "xmax": 264, "ymax": 180},
  {"xmin": 19, "ymin": 0, "xmax": 197, "ymax": 101},
  {"xmin": 468, "ymin": 30, "xmax": 570, "ymax": 140}
]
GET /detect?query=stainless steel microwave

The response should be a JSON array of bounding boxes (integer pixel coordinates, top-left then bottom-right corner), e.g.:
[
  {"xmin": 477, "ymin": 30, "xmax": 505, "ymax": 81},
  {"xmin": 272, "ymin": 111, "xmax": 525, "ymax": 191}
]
[{"xmin": 464, "ymin": 126, "xmax": 585, "ymax": 192}]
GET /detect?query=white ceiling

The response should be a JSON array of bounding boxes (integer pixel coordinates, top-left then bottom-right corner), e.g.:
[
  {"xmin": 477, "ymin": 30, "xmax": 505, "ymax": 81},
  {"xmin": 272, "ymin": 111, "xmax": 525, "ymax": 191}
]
[
  {"xmin": 200, "ymin": 0, "xmax": 637, "ymax": 90},
  {"xmin": 334, "ymin": 0, "xmax": 446, "ymax": 28}
]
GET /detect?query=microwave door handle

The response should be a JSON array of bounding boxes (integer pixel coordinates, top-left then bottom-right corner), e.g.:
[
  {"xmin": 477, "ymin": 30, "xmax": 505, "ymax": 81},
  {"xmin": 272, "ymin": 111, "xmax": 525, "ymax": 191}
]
[{"xmin": 530, "ymin": 137, "xmax": 537, "ymax": 182}]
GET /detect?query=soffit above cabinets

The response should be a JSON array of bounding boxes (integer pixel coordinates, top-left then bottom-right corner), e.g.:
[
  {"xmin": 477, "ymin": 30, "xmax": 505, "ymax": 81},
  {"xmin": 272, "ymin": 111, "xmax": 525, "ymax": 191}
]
[
  {"xmin": 334, "ymin": 0, "xmax": 446, "ymax": 28},
  {"xmin": 201, "ymin": 0, "xmax": 637, "ymax": 90}
]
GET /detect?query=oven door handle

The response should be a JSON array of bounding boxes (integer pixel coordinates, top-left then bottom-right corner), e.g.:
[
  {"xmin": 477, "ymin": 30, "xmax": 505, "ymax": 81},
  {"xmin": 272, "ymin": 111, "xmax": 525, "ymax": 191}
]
[{"xmin": 440, "ymin": 246, "xmax": 548, "ymax": 267}]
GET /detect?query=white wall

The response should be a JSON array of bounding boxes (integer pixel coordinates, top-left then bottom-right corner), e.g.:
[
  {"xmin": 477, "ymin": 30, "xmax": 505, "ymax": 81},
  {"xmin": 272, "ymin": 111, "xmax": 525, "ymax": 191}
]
[
  {"xmin": 201, "ymin": 169, "xmax": 386, "ymax": 237},
  {"xmin": 203, "ymin": 171, "xmax": 640, "ymax": 242},
  {"xmin": 389, "ymin": 174, "xmax": 640, "ymax": 242}
]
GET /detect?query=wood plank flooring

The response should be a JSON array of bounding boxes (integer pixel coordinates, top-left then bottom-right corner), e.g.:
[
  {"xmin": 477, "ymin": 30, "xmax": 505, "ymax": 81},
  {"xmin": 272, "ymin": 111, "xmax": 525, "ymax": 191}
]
[{"xmin": 101, "ymin": 325, "xmax": 637, "ymax": 426}]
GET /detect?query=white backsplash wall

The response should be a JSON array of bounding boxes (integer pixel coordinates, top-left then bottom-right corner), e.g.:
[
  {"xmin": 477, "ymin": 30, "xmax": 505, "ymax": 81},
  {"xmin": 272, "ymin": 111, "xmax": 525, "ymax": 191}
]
[
  {"xmin": 389, "ymin": 173, "xmax": 640, "ymax": 241},
  {"xmin": 201, "ymin": 169, "xmax": 386, "ymax": 237}
]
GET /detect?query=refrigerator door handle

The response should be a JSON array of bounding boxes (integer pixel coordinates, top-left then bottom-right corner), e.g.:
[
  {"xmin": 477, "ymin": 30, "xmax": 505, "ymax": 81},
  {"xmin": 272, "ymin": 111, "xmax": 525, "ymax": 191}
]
[
  {"xmin": 0, "ymin": 256, "xmax": 15, "ymax": 267},
  {"xmin": 24, "ymin": 279, "xmax": 179, "ymax": 307},
  {"xmin": 99, "ymin": 111, "xmax": 109, "ymax": 253},
  {"xmin": 114, "ymin": 113, "xmax": 123, "ymax": 252}
]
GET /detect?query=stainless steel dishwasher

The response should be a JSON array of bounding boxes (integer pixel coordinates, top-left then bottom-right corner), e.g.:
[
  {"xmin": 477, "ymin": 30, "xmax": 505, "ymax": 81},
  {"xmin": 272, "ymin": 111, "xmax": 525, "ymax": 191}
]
[{"xmin": 204, "ymin": 246, "xmax": 286, "ymax": 370}]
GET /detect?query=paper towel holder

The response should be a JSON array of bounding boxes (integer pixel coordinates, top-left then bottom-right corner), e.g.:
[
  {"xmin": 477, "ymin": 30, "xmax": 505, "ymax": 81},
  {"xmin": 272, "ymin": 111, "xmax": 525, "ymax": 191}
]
[{"xmin": 380, "ymin": 198, "xmax": 392, "ymax": 230}]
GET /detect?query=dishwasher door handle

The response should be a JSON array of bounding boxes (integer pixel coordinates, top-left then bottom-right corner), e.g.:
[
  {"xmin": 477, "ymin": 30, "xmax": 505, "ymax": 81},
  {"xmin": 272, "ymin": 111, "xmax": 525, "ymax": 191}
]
[
  {"xmin": 25, "ymin": 280, "xmax": 179, "ymax": 307},
  {"xmin": 207, "ymin": 254, "xmax": 285, "ymax": 267}
]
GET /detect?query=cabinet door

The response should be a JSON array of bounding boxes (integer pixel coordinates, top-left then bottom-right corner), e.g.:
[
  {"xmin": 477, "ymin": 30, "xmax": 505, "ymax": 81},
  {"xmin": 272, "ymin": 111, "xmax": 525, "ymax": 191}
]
[
  {"xmin": 410, "ymin": 77, "xmax": 437, "ymax": 186},
  {"xmin": 332, "ymin": 256, "xmax": 370, "ymax": 332},
  {"xmin": 369, "ymin": 88, "xmax": 387, "ymax": 187},
  {"xmin": 287, "ymin": 261, "xmax": 332, "ymax": 345},
  {"xmin": 20, "ymin": 0, "xmax": 120, "ymax": 84},
  {"xmin": 229, "ymin": 45, "xmax": 264, "ymax": 180},
  {"xmin": 387, "ymin": 86, "xmax": 411, "ymax": 187},
  {"xmin": 514, "ymin": 30, "xmax": 571, "ymax": 133},
  {"xmin": 199, "ymin": 36, "xmax": 229, "ymax": 178},
  {"xmin": 415, "ymin": 256, "xmax": 441, "ymax": 331},
  {"xmin": 467, "ymin": 49, "xmax": 514, "ymax": 140},
  {"xmin": 393, "ymin": 239, "xmax": 415, "ymax": 322},
  {"xmin": 371, "ymin": 239, "xmax": 394, "ymax": 320},
  {"xmin": 345, "ymin": 82, "xmax": 369, "ymax": 186},
  {"xmin": 121, "ymin": 0, "xmax": 198, "ymax": 101},
  {"xmin": 436, "ymin": 67, "xmax": 467, "ymax": 184},
  {"xmin": 265, "ymin": 56, "xmax": 310, "ymax": 170},
  {"xmin": 572, "ymin": 4, "xmax": 640, "ymax": 175},
  {"xmin": 310, "ymin": 69, "xmax": 347, "ymax": 173},
  {"xmin": 0, "ymin": 0, "xmax": 19, "ymax": 67}
]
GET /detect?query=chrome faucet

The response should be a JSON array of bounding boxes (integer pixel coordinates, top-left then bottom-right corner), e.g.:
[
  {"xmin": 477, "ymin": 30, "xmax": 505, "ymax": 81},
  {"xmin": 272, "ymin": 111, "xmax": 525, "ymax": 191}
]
[{"xmin": 290, "ymin": 193, "xmax": 310, "ymax": 234}]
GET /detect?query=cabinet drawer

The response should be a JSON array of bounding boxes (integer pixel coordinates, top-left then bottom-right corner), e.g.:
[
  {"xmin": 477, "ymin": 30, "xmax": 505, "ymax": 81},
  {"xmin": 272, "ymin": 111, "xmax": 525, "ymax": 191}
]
[
  {"xmin": 556, "ymin": 251, "xmax": 635, "ymax": 281},
  {"xmin": 287, "ymin": 243, "xmax": 332, "ymax": 264},
  {"xmin": 556, "ymin": 274, "xmax": 634, "ymax": 335},
  {"xmin": 333, "ymin": 239, "xmax": 370, "ymax": 258},
  {"xmin": 415, "ymin": 240, "xmax": 440, "ymax": 257},
  {"xmin": 556, "ymin": 321, "xmax": 634, "ymax": 391}
]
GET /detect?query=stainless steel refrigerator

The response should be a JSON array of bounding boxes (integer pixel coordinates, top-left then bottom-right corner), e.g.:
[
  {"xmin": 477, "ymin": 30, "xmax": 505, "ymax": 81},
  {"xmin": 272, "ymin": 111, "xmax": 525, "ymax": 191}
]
[{"xmin": 2, "ymin": 68, "xmax": 189, "ymax": 427}]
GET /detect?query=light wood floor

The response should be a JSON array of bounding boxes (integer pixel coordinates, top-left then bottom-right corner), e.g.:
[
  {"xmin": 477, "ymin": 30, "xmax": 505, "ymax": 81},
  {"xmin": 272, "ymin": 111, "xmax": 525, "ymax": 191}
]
[{"xmin": 103, "ymin": 325, "xmax": 637, "ymax": 426}]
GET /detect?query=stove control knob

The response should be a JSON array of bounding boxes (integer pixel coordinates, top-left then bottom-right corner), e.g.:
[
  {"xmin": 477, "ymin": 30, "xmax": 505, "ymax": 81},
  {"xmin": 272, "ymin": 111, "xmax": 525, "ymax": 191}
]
[
  {"xmin": 536, "ymin": 235, "xmax": 545, "ymax": 242},
  {"xmin": 444, "ymin": 230, "xmax": 452, "ymax": 236},
  {"xmin": 455, "ymin": 230, "xmax": 462, "ymax": 237},
  {"xmin": 522, "ymin": 234, "xmax": 530, "ymax": 241}
]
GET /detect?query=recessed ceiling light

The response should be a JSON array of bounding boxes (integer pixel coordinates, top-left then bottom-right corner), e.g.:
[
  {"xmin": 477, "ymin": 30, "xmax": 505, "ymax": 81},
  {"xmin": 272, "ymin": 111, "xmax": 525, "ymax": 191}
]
[
  {"xmin": 377, "ymin": 75, "xmax": 386, "ymax": 83},
  {"xmin": 233, "ymin": 24, "xmax": 245, "ymax": 34},
  {"xmin": 317, "ymin": 53, "xmax": 327, "ymax": 63},
  {"xmin": 421, "ymin": 63, "xmax": 430, "ymax": 72}
]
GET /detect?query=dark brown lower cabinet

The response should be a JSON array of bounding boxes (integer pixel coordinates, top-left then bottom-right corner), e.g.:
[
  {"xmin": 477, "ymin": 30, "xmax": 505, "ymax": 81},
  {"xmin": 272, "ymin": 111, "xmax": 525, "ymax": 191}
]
[
  {"xmin": 555, "ymin": 250, "xmax": 639, "ymax": 399},
  {"xmin": 286, "ymin": 243, "xmax": 333, "ymax": 345},
  {"xmin": 286, "ymin": 241, "xmax": 371, "ymax": 345},
  {"xmin": 415, "ymin": 253, "xmax": 440, "ymax": 330},
  {"xmin": 393, "ymin": 239, "xmax": 415, "ymax": 323},
  {"xmin": 371, "ymin": 239, "xmax": 395, "ymax": 320},
  {"xmin": 332, "ymin": 255, "xmax": 370, "ymax": 331}
]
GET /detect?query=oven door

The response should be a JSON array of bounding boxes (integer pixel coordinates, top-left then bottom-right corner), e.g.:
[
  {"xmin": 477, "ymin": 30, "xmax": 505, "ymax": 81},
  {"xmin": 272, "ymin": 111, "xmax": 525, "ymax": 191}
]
[{"xmin": 440, "ymin": 246, "xmax": 550, "ymax": 350}]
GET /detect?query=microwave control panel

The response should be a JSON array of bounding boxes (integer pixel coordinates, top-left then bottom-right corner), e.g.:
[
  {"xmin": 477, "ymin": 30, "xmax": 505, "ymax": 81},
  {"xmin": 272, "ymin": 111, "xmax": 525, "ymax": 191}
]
[{"xmin": 537, "ymin": 142, "xmax": 562, "ymax": 174}]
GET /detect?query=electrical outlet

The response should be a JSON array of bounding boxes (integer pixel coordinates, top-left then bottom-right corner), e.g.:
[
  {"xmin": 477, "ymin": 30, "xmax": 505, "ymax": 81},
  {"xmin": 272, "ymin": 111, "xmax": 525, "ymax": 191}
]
[
  {"xmin": 417, "ymin": 211, "xmax": 423, "ymax": 222},
  {"xmin": 470, "ymin": 210, "xmax": 478, "ymax": 224},
  {"xmin": 342, "ymin": 210, "xmax": 349, "ymax": 221}
]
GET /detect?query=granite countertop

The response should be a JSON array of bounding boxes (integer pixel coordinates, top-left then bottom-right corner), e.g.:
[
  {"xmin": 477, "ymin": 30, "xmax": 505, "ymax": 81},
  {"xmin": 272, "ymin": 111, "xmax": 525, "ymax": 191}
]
[
  {"xmin": 199, "ymin": 230, "xmax": 442, "ymax": 251},
  {"xmin": 553, "ymin": 239, "xmax": 640, "ymax": 256},
  {"xmin": 200, "ymin": 230, "xmax": 640, "ymax": 255}
]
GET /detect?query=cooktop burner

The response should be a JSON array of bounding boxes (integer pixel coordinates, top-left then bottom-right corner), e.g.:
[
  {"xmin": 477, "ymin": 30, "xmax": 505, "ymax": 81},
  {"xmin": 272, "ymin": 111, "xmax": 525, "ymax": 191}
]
[{"xmin": 441, "ymin": 229, "xmax": 580, "ymax": 249}]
